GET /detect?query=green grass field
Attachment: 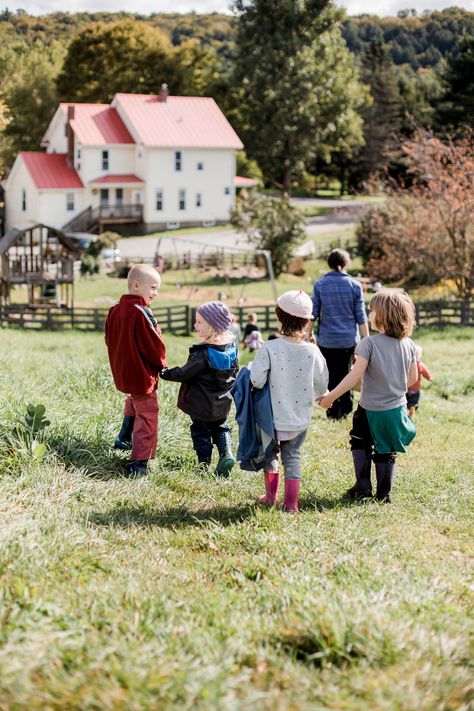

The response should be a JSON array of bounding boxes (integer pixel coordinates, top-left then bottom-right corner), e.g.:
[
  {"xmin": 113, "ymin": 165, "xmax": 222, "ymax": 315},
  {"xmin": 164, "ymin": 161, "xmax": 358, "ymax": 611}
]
[{"xmin": 0, "ymin": 327, "xmax": 473, "ymax": 709}]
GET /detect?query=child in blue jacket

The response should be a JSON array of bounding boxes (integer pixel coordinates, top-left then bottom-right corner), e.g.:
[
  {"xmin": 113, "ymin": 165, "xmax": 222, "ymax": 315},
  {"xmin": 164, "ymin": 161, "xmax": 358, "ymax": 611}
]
[{"xmin": 160, "ymin": 301, "xmax": 239, "ymax": 477}]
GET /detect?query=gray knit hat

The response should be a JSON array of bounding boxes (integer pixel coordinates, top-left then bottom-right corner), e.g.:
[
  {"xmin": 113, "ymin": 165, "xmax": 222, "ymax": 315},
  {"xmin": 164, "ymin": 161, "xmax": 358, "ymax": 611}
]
[{"xmin": 197, "ymin": 301, "xmax": 232, "ymax": 333}]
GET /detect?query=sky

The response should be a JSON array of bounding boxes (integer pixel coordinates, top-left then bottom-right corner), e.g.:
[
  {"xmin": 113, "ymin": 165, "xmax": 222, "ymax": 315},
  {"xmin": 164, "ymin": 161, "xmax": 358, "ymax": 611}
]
[{"xmin": 4, "ymin": 0, "xmax": 474, "ymax": 16}]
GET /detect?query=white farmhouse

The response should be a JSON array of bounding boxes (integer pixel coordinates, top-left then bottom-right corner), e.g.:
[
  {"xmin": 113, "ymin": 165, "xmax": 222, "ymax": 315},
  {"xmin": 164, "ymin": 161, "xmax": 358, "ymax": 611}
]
[{"xmin": 4, "ymin": 85, "xmax": 247, "ymax": 234}]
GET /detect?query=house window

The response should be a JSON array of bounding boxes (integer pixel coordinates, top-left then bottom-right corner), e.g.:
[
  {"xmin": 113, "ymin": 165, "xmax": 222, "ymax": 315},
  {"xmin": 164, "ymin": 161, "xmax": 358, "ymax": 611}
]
[
  {"xmin": 156, "ymin": 189, "xmax": 163, "ymax": 211},
  {"xmin": 115, "ymin": 188, "xmax": 123, "ymax": 205},
  {"xmin": 197, "ymin": 162, "xmax": 204, "ymax": 171},
  {"xmin": 21, "ymin": 189, "xmax": 26, "ymax": 211},
  {"xmin": 224, "ymin": 187, "xmax": 231, "ymax": 195},
  {"xmin": 102, "ymin": 150, "xmax": 109, "ymax": 171},
  {"xmin": 175, "ymin": 151, "xmax": 182, "ymax": 171},
  {"xmin": 196, "ymin": 193, "xmax": 202, "ymax": 208},
  {"xmin": 66, "ymin": 193, "xmax": 75, "ymax": 211},
  {"xmin": 179, "ymin": 189, "xmax": 186, "ymax": 211},
  {"xmin": 100, "ymin": 188, "xmax": 109, "ymax": 206}
]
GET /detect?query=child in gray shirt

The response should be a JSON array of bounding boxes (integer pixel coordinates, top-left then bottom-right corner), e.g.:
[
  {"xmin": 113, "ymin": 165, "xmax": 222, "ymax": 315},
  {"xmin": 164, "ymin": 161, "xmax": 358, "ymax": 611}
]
[
  {"xmin": 320, "ymin": 290, "xmax": 418, "ymax": 503},
  {"xmin": 251, "ymin": 290, "xmax": 328, "ymax": 512}
]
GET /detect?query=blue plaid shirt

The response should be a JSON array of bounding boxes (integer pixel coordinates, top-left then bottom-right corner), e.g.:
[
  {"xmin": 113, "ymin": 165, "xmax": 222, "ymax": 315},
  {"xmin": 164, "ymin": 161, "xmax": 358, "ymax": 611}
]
[{"xmin": 312, "ymin": 271, "xmax": 367, "ymax": 348}]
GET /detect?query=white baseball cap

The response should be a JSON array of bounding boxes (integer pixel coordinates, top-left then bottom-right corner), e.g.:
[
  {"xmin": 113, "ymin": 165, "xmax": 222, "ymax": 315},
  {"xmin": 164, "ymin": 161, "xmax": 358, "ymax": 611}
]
[{"xmin": 276, "ymin": 290, "xmax": 313, "ymax": 319}]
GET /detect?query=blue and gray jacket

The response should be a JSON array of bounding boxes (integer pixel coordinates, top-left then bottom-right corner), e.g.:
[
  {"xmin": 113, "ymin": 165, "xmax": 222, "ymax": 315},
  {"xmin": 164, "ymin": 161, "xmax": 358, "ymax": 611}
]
[{"xmin": 161, "ymin": 342, "xmax": 238, "ymax": 422}]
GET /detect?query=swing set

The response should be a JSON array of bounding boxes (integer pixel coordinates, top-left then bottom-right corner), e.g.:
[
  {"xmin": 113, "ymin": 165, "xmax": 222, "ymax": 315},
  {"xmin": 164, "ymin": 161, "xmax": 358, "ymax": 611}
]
[{"xmin": 153, "ymin": 235, "xmax": 277, "ymax": 305}]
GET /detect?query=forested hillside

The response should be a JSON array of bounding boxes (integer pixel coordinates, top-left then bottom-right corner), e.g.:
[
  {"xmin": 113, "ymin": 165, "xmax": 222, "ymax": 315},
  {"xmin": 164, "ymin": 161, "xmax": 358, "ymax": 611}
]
[{"xmin": 0, "ymin": 5, "xmax": 472, "ymax": 186}]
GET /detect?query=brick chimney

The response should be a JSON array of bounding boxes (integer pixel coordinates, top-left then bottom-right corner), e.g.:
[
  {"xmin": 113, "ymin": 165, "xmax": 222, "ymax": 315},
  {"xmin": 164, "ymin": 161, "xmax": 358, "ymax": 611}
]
[
  {"xmin": 67, "ymin": 105, "xmax": 75, "ymax": 167},
  {"xmin": 158, "ymin": 83, "xmax": 168, "ymax": 102}
]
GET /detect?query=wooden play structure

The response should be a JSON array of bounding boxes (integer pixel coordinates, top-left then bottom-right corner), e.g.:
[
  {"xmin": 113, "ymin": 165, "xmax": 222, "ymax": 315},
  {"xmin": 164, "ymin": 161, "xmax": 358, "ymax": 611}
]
[{"xmin": 0, "ymin": 223, "xmax": 78, "ymax": 308}]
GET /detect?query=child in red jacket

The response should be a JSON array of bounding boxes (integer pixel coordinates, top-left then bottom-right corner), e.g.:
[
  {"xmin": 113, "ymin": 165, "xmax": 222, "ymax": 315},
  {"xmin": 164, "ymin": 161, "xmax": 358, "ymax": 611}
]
[
  {"xmin": 105, "ymin": 264, "xmax": 167, "ymax": 477},
  {"xmin": 406, "ymin": 344, "xmax": 433, "ymax": 418}
]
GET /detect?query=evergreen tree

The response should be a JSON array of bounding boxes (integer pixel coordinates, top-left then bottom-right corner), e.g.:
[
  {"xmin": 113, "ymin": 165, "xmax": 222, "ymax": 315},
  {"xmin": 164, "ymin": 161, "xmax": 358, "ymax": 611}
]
[
  {"xmin": 350, "ymin": 40, "xmax": 402, "ymax": 188},
  {"xmin": 436, "ymin": 34, "xmax": 474, "ymax": 129}
]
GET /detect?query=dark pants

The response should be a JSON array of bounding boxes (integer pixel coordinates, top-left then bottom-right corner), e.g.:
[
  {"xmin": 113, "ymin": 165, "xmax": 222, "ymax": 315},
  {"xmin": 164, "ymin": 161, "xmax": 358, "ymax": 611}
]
[
  {"xmin": 349, "ymin": 405, "xmax": 396, "ymax": 464},
  {"xmin": 190, "ymin": 418, "xmax": 232, "ymax": 464},
  {"xmin": 319, "ymin": 345, "xmax": 355, "ymax": 419}
]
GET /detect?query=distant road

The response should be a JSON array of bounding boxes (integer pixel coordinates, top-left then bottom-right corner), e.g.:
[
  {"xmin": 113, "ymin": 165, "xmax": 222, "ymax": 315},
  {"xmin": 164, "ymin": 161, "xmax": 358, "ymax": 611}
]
[{"xmin": 117, "ymin": 199, "xmax": 363, "ymax": 259}]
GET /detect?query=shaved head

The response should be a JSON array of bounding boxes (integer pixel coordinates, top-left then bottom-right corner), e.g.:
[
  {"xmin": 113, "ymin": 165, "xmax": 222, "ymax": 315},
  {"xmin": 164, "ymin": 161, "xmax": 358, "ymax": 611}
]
[{"xmin": 127, "ymin": 263, "xmax": 161, "ymax": 291}]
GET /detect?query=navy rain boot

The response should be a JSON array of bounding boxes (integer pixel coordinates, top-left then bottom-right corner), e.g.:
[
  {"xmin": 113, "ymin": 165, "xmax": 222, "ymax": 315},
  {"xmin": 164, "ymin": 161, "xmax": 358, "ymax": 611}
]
[
  {"xmin": 114, "ymin": 415, "xmax": 135, "ymax": 451},
  {"xmin": 346, "ymin": 449, "xmax": 373, "ymax": 500},
  {"xmin": 127, "ymin": 460, "xmax": 148, "ymax": 478},
  {"xmin": 375, "ymin": 462, "xmax": 395, "ymax": 503}
]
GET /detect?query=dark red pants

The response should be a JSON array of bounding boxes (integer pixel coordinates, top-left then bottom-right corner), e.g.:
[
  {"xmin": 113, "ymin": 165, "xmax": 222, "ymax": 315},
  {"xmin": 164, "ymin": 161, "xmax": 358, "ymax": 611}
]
[{"xmin": 124, "ymin": 392, "xmax": 158, "ymax": 461}]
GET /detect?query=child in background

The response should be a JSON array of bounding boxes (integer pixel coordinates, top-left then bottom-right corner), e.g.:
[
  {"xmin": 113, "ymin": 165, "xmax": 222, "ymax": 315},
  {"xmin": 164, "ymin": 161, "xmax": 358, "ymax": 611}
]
[
  {"xmin": 105, "ymin": 264, "xmax": 167, "ymax": 477},
  {"xmin": 320, "ymin": 290, "xmax": 418, "ymax": 503},
  {"xmin": 406, "ymin": 344, "xmax": 433, "ymax": 418},
  {"xmin": 160, "ymin": 301, "xmax": 239, "ymax": 477},
  {"xmin": 250, "ymin": 290, "xmax": 328, "ymax": 512},
  {"xmin": 246, "ymin": 328, "xmax": 264, "ymax": 351},
  {"xmin": 242, "ymin": 312, "xmax": 259, "ymax": 349}
]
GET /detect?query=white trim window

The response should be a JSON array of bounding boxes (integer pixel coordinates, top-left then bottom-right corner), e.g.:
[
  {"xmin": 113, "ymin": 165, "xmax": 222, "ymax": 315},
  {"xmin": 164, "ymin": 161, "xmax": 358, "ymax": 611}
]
[
  {"xmin": 101, "ymin": 150, "xmax": 109, "ymax": 171},
  {"xmin": 66, "ymin": 193, "xmax": 75, "ymax": 211},
  {"xmin": 156, "ymin": 189, "xmax": 163, "ymax": 211},
  {"xmin": 197, "ymin": 161, "xmax": 204, "ymax": 171},
  {"xmin": 179, "ymin": 189, "xmax": 186, "ymax": 211},
  {"xmin": 175, "ymin": 151, "xmax": 182, "ymax": 171},
  {"xmin": 224, "ymin": 186, "xmax": 231, "ymax": 195},
  {"xmin": 196, "ymin": 193, "xmax": 202, "ymax": 208},
  {"xmin": 21, "ymin": 189, "xmax": 26, "ymax": 211}
]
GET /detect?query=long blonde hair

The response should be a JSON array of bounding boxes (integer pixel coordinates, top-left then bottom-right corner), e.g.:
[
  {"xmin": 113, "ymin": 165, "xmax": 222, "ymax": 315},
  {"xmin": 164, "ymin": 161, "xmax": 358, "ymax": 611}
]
[{"xmin": 369, "ymin": 290, "xmax": 416, "ymax": 339}]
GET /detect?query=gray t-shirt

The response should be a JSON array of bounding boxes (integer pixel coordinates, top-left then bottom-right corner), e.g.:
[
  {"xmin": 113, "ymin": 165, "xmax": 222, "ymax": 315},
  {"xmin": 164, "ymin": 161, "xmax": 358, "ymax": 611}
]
[
  {"xmin": 250, "ymin": 338, "xmax": 328, "ymax": 431},
  {"xmin": 356, "ymin": 335, "xmax": 416, "ymax": 411}
]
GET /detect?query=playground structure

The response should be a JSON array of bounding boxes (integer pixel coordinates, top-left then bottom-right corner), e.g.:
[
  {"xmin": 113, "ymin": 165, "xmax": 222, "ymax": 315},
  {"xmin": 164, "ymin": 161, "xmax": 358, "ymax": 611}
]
[
  {"xmin": 121, "ymin": 234, "xmax": 278, "ymax": 304},
  {"xmin": 0, "ymin": 223, "xmax": 78, "ymax": 308}
]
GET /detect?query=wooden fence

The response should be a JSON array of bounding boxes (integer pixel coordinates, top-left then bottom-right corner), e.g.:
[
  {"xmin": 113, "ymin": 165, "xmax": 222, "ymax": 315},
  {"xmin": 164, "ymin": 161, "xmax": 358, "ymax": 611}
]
[{"xmin": 0, "ymin": 299, "xmax": 472, "ymax": 334}]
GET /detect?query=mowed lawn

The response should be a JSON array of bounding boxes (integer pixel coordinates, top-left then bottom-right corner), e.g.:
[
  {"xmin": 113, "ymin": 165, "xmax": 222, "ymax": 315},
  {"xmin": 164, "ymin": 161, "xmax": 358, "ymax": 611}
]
[{"xmin": 0, "ymin": 327, "xmax": 473, "ymax": 710}]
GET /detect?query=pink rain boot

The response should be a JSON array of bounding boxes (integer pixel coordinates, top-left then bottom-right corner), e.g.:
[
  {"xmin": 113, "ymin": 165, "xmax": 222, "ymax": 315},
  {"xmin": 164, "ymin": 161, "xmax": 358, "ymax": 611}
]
[
  {"xmin": 258, "ymin": 471, "xmax": 280, "ymax": 506},
  {"xmin": 283, "ymin": 478, "xmax": 300, "ymax": 512}
]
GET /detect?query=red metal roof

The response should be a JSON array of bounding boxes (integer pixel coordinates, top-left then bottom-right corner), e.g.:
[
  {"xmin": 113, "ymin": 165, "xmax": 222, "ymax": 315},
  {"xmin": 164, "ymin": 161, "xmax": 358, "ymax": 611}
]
[
  {"xmin": 20, "ymin": 152, "xmax": 83, "ymax": 189},
  {"xmin": 114, "ymin": 94, "xmax": 244, "ymax": 149},
  {"xmin": 60, "ymin": 103, "xmax": 134, "ymax": 145},
  {"xmin": 89, "ymin": 174, "xmax": 144, "ymax": 184},
  {"xmin": 234, "ymin": 176, "xmax": 258, "ymax": 187}
]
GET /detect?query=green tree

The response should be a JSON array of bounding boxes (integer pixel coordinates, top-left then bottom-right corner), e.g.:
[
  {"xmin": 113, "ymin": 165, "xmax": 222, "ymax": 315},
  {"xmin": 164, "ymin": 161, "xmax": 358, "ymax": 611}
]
[
  {"xmin": 350, "ymin": 40, "xmax": 402, "ymax": 187},
  {"xmin": 231, "ymin": 192, "xmax": 305, "ymax": 277},
  {"xmin": 436, "ymin": 34, "xmax": 474, "ymax": 128},
  {"xmin": 231, "ymin": 0, "xmax": 367, "ymax": 197},
  {"xmin": 0, "ymin": 42, "xmax": 64, "ymax": 172},
  {"xmin": 57, "ymin": 20, "xmax": 174, "ymax": 102}
]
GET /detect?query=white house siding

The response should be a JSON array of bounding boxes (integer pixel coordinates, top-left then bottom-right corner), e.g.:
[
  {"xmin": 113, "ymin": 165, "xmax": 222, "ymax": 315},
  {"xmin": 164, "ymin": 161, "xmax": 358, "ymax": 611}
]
[
  {"xmin": 5, "ymin": 160, "xmax": 39, "ymax": 230},
  {"xmin": 44, "ymin": 109, "xmax": 68, "ymax": 154},
  {"xmin": 143, "ymin": 148, "xmax": 236, "ymax": 225},
  {"xmin": 37, "ymin": 190, "xmax": 84, "ymax": 230},
  {"xmin": 78, "ymin": 146, "xmax": 136, "ymax": 186}
]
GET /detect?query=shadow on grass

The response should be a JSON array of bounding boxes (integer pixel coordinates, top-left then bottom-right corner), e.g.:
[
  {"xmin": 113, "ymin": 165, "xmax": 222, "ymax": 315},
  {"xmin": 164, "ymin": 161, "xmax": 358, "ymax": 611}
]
[
  {"xmin": 298, "ymin": 494, "xmax": 374, "ymax": 511},
  {"xmin": 90, "ymin": 503, "xmax": 256, "ymax": 529},
  {"xmin": 47, "ymin": 431, "xmax": 128, "ymax": 480}
]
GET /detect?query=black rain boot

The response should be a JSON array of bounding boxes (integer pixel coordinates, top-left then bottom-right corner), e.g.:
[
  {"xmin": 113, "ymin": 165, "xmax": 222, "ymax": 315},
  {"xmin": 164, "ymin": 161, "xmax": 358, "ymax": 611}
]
[
  {"xmin": 375, "ymin": 462, "xmax": 395, "ymax": 503},
  {"xmin": 127, "ymin": 459, "xmax": 148, "ymax": 478},
  {"xmin": 346, "ymin": 449, "xmax": 373, "ymax": 500},
  {"xmin": 114, "ymin": 415, "xmax": 135, "ymax": 451}
]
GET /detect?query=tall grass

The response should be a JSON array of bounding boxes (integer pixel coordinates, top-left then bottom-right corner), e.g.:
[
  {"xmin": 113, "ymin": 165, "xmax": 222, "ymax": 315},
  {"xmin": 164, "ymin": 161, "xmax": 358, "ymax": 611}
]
[{"xmin": 0, "ymin": 327, "xmax": 473, "ymax": 709}]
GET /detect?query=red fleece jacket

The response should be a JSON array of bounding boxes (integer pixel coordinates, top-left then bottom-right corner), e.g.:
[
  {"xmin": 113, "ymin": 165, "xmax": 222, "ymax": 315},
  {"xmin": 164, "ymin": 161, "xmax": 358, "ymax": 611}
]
[{"xmin": 105, "ymin": 294, "xmax": 167, "ymax": 395}]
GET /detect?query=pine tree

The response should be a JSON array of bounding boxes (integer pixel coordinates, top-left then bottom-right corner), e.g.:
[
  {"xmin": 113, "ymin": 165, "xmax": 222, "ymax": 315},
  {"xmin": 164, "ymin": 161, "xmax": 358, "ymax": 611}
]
[
  {"xmin": 350, "ymin": 40, "xmax": 402, "ymax": 187},
  {"xmin": 436, "ymin": 34, "xmax": 474, "ymax": 129}
]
